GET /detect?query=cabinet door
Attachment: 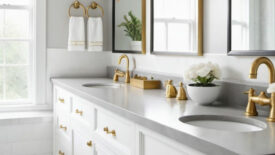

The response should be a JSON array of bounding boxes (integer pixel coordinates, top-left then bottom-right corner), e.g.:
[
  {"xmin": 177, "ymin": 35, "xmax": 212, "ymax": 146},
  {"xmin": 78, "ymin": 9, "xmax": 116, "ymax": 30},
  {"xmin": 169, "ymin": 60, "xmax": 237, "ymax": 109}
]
[
  {"xmin": 138, "ymin": 127, "xmax": 204, "ymax": 155},
  {"xmin": 95, "ymin": 141, "xmax": 117, "ymax": 155},
  {"xmin": 73, "ymin": 129, "xmax": 94, "ymax": 155},
  {"xmin": 55, "ymin": 131, "xmax": 72, "ymax": 155}
]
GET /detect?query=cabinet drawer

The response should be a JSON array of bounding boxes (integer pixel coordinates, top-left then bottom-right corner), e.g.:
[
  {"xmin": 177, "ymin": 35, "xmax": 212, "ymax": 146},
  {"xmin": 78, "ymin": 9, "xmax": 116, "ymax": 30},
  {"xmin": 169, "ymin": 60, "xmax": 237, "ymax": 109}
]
[
  {"xmin": 55, "ymin": 87, "xmax": 71, "ymax": 114},
  {"xmin": 57, "ymin": 114, "xmax": 71, "ymax": 138},
  {"xmin": 73, "ymin": 129, "xmax": 94, "ymax": 155},
  {"xmin": 96, "ymin": 109, "xmax": 136, "ymax": 153},
  {"xmin": 55, "ymin": 130, "xmax": 72, "ymax": 155},
  {"xmin": 71, "ymin": 96, "xmax": 95, "ymax": 129}
]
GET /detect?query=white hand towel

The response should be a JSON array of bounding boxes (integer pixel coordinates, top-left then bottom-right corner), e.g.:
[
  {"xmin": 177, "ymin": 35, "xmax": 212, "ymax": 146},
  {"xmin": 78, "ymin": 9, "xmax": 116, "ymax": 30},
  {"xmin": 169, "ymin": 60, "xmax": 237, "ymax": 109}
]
[
  {"xmin": 267, "ymin": 83, "xmax": 275, "ymax": 93},
  {"xmin": 87, "ymin": 17, "xmax": 103, "ymax": 51},
  {"xmin": 68, "ymin": 17, "xmax": 85, "ymax": 51}
]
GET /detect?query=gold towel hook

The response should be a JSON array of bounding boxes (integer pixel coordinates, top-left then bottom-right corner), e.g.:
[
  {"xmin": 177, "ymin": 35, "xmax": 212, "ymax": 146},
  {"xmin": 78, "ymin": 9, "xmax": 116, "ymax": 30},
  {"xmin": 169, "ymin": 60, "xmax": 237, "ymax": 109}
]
[
  {"xmin": 86, "ymin": 1, "xmax": 104, "ymax": 17},
  {"xmin": 68, "ymin": 0, "xmax": 86, "ymax": 17}
]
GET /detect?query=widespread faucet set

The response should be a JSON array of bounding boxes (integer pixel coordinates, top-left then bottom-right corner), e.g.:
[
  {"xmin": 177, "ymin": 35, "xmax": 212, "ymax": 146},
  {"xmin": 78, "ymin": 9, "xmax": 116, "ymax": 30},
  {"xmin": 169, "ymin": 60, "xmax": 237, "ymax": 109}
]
[
  {"xmin": 245, "ymin": 57, "xmax": 275, "ymax": 122},
  {"xmin": 113, "ymin": 55, "xmax": 275, "ymax": 122}
]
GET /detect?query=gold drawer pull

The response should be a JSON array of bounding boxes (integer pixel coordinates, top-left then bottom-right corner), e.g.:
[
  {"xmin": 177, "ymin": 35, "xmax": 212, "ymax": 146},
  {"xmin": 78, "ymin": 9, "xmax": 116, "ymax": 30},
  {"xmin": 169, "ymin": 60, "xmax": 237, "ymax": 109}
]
[
  {"xmin": 59, "ymin": 150, "xmax": 64, "ymax": 155},
  {"xmin": 75, "ymin": 109, "xmax": 83, "ymax": 116},
  {"xmin": 86, "ymin": 140, "xmax": 93, "ymax": 147},
  {"xmin": 58, "ymin": 98, "xmax": 65, "ymax": 103},
  {"xmin": 59, "ymin": 125, "xmax": 67, "ymax": 131},
  {"xmin": 103, "ymin": 127, "xmax": 116, "ymax": 136}
]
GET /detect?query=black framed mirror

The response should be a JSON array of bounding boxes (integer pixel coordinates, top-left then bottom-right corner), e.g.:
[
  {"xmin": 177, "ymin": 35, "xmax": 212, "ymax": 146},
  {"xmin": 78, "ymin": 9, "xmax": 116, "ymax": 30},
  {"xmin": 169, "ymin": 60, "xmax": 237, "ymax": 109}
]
[
  {"xmin": 151, "ymin": 0, "xmax": 203, "ymax": 56},
  {"xmin": 112, "ymin": 0, "xmax": 146, "ymax": 54},
  {"xmin": 228, "ymin": 0, "xmax": 275, "ymax": 56}
]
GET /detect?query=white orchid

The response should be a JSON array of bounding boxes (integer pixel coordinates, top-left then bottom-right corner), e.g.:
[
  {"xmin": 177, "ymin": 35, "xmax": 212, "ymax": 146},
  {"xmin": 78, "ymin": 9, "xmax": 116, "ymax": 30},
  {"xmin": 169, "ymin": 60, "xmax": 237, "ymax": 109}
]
[{"xmin": 184, "ymin": 62, "xmax": 221, "ymax": 86}]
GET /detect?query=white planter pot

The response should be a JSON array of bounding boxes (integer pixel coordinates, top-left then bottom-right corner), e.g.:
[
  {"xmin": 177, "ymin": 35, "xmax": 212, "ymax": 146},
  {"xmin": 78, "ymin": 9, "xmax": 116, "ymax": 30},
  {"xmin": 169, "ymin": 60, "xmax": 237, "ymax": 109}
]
[
  {"xmin": 187, "ymin": 84, "xmax": 221, "ymax": 105},
  {"xmin": 130, "ymin": 41, "xmax": 142, "ymax": 51}
]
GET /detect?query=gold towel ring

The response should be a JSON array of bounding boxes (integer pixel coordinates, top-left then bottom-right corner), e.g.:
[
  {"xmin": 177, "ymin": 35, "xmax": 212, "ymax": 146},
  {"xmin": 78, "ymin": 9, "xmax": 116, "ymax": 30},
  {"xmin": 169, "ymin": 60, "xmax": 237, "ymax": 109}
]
[
  {"xmin": 68, "ymin": 1, "xmax": 86, "ymax": 17},
  {"xmin": 86, "ymin": 2, "xmax": 104, "ymax": 17}
]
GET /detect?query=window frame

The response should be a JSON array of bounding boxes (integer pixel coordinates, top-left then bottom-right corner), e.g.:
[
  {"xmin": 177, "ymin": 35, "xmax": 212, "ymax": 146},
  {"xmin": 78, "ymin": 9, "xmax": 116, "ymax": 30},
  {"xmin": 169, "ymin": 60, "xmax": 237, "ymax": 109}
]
[
  {"xmin": 0, "ymin": 0, "xmax": 47, "ymax": 111},
  {"xmin": 150, "ymin": 0, "xmax": 203, "ymax": 56}
]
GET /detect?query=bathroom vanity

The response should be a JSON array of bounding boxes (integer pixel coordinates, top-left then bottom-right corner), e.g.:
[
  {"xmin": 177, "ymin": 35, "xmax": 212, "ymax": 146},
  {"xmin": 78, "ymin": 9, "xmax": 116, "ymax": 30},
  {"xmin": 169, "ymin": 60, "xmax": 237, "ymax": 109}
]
[{"xmin": 52, "ymin": 78, "xmax": 275, "ymax": 155}]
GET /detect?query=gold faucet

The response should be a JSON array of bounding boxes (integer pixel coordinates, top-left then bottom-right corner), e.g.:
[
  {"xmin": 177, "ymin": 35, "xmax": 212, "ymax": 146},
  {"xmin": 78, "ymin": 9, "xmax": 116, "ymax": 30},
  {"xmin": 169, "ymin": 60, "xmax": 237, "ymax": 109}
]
[
  {"xmin": 113, "ymin": 54, "xmax": 130, "ymax": 83},
  {"xmin": 245, "ymin": 57, "xmax": 275, "ymax": 122}
]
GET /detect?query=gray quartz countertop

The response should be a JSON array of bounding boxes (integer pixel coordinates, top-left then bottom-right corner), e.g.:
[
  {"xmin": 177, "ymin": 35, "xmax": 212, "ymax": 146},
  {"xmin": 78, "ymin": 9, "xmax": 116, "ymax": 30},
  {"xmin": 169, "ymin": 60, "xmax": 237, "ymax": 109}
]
[{"xmin": 52, "ymin": 78, "xmax": 275, "ymax": 155}]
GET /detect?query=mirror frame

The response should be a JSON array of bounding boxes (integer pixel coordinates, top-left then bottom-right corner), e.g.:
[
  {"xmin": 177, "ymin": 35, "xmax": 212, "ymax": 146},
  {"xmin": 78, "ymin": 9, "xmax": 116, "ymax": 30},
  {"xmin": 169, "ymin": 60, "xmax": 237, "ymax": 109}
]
[
  {"xmin": 112, "ymin": 0, "xmax": 146, "ymax": 54},
  {"xmin": 150, "ymin": 0, "xmax": 203, "ymax": 56},
  {"xmin": 228, "ymin": 0, "xmax": 275, "ymax": 56}
]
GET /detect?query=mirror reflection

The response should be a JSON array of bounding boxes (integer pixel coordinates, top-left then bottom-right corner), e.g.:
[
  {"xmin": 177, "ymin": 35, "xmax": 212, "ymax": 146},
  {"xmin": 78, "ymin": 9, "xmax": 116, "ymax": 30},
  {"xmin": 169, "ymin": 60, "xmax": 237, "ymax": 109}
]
[
  {"xmin": 114, "ymin": 0, "xmax": 143, "ymax": 53},
  {"xmin": 231, "ymin": 0, "xmax": 275, "ymax": 51},
  {"xmin": 152, "ymin": 0, "xmax": 201, "ymax": 54}
]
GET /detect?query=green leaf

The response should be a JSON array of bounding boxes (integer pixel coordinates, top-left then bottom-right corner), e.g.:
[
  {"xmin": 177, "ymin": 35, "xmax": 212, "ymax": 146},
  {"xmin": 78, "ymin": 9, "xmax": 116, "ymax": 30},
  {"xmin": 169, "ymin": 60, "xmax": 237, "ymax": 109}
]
[{"xmin": 117, "ymin": 11, "xmax": 142, "ymax": 41}]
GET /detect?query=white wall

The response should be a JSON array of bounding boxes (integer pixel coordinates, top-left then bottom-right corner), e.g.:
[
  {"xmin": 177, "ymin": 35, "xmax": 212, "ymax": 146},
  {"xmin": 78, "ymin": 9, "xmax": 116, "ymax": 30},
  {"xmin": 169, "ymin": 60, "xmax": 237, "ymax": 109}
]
[
  {"xmin": 47, "ymin": 0, "xmax": 112, "ymax": 50},
  {"xmin": 46, "ymin": 0, "xmax": 113, "ymax": 104},
  {"xmin": 110, "ymin": 0, "xmax": 274, "ymax": 85}
]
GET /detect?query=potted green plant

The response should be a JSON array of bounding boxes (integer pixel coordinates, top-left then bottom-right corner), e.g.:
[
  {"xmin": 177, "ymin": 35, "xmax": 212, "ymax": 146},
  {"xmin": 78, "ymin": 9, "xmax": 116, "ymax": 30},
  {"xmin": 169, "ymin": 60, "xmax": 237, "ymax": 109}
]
[
  {"xmin": 184, "ymin": 62, "xmax": 222, "ymax": 105},
  {"xmin": 118, "ymin": 11, "xmax": 142, "ymax": 51}
]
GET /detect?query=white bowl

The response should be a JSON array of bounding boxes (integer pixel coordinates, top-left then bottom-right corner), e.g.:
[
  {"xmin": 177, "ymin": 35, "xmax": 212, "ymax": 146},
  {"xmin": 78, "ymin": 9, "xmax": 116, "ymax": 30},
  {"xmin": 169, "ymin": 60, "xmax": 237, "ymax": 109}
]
[{"xmin": 187, "ymin": 84, "xmax": 221, "ymax": 105}]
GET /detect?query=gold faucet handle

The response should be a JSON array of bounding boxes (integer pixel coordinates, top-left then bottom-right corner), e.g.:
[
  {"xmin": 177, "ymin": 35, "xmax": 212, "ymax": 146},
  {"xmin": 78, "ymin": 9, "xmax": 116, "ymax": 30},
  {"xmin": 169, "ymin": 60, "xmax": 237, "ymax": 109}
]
[
  {"xmin": 164, "ymin": 80, "xmax": 173, "ymax": 87},
  {"xmin": 243, "ymin": 88, "xmax": 255, "ymax": 95}
]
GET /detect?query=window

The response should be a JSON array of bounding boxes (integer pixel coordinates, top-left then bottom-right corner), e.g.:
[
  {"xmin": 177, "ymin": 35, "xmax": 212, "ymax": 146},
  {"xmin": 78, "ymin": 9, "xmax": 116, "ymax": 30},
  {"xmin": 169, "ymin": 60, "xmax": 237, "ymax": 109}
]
[
  {"xmin": 231, "ymin": 0, "xmax": 249, "ymax": 50},
  {"xmin": 154, "ymin": 0, "xmax": 197, "ymax": 52},
  {"xmin": 0, "ymin": 0, "xmax": 46, "ymax": 107}
]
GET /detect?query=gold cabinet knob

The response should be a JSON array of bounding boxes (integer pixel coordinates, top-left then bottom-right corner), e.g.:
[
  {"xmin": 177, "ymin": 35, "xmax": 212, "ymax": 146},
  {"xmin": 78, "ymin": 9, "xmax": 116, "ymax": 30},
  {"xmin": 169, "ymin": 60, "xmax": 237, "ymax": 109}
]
[
  {"xmin": 59, "ymin": 150, "xmax": 64, "ymax": 155},
  {"xmin": 75, "ymin": 109, "xmax": 83, "ymax": 116},
  {"xmin": 103, "ymin": 127, "xmax": 116, "ymax": 136},
  {"xmin": 86, "ymin": 140, "xmax": 93, "ymax": 147},
  {"xmin": 59, "ymin": 125, "xmax": 67, "ymax": 131},
  {"xmin": 58, "ymin": 98, "xmax": 65, "ymax": 103}
]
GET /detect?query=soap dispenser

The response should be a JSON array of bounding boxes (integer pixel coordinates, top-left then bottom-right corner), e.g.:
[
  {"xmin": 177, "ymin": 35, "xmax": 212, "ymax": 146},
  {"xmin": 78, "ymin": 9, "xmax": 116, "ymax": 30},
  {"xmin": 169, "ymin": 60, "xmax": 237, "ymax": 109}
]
[
  {"xmin": 176, "ymin": 82, "xmax": 187, "ymax": 100},
  {"xmin": 166, "ymin": 80, "xmax": 177, "ymax": 98}
]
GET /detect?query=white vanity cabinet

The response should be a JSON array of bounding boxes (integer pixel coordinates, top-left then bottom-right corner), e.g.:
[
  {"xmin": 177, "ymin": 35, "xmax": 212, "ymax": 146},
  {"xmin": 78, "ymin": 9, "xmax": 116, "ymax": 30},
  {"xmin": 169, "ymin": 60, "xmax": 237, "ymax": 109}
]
[{"xmin": 53, "ymin": 86, "xmax": 203, "ymax": 155}]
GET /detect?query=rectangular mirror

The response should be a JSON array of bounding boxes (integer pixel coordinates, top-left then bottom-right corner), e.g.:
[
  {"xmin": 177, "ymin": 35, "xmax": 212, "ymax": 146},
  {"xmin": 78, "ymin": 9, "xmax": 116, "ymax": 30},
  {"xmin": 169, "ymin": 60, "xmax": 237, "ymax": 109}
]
[
  {"xmin": 151, "ymin": 0, "xmax": 203, "ymax": 56},
  {"xmin": 228, "ymin": 0, "xmax": 275, "ymax": 56},
  {"xmin": 112, "ymin": 0, "xmax": 146, "ymax": 54}
]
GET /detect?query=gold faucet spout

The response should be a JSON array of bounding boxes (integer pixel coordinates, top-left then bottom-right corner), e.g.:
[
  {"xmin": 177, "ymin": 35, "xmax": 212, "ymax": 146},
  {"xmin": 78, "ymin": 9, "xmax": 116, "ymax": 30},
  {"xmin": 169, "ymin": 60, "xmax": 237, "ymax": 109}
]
[
  {"xmin": 250, "ymin": 57, "xmax": 275, "ymax": 83},
  {"xmin": 118, "ymin": 54, "xmax": 129, "ymax": 71}
]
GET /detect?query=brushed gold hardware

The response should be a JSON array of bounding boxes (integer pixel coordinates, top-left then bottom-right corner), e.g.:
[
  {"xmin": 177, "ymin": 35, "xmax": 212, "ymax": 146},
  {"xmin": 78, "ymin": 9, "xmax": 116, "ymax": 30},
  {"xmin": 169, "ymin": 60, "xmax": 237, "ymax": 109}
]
[
  {"xmin": 141, "ymin": 0, "xmax": 146, "ymax": 54},
  {"xmin": 130, "ymin": 78, "xmax": 161, "ymax": 89},
  {"xmin": 59, "ymin": 125, "xmax": 67, "ymax": 131},
  {"xmin": 58, "ymin": 98, "xmax": 65, "ymax": 103},
  {"xmin": 75, "ymin": 109, "xmax": 83, "ymax": 116},
  {"xmin": 103, "ymin": 127, "xmax": 116, "ymax": 136},
  {"xmin": 59, "ymin": 150, "xmax": 64, "ymax": 155},
  {"xmin": 86, "ymin": 140, "xmax": 93, "ymax": 147},
  {"xmin": 166, "ymin": 80, "xmax": 177, "ymax": 98},
  {"xmin": 250, "ymin": 57, "xmax": 275, "ymax": 83},
  {"xmin": 86, "ymin": 1, "xmax": 104, "ymax": 17},
  {"xmin": 113, "ymin": 55, "xmax": 130, "ymax": 83},
  {"xmin": 177, "ymin": 82, "xmax": 187, "ymax": 100},
  {"xmin": 198, "ymin": 0, "xmax": 203, "ymax": 56},
  {"xmin": 245, "ymin": 57, "xmax": 275, "ymax": 122},
  {"xmin": 68, "ymin": 0, "xmax": 86, "ymax": 17}
]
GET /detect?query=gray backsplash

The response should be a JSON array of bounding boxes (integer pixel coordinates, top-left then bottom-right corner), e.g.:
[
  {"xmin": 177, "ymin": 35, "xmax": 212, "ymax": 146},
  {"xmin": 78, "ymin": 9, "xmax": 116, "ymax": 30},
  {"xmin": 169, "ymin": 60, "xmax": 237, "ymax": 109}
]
[{"xmin": 107, "ymin": 66, "xmax": 271, "ymax": 116}]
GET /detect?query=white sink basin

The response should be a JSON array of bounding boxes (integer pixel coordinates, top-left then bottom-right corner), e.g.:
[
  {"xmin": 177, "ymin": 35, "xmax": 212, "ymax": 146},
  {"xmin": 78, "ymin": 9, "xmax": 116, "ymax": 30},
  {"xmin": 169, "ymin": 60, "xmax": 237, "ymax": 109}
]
[
  {"xmin": 179, "ymin": 115, "xmax": 266, "ymax": 132},
  {"xmin": 82, "ymin": 83, "xmax": 121, "ymax": 88}
]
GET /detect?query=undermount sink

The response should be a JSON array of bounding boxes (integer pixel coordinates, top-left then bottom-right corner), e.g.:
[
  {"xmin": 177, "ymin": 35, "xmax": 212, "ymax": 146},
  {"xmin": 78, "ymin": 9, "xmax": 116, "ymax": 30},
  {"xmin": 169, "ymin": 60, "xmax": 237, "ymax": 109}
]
[
  {"xmin": 179, "ymin": 115, "xmax": 267, "ymax": 132},
  {"xmin": 82, "ymin": 83, "xmax": 121, "ymax": 88}
]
